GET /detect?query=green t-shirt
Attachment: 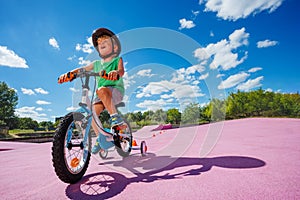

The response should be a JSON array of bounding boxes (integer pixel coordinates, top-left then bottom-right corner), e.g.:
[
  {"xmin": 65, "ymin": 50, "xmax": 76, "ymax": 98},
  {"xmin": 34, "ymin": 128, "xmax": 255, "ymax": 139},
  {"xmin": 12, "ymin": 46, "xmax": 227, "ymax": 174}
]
[{"xmin": 93, "ymin": 57, "xmax": 125, "ymax": 95}]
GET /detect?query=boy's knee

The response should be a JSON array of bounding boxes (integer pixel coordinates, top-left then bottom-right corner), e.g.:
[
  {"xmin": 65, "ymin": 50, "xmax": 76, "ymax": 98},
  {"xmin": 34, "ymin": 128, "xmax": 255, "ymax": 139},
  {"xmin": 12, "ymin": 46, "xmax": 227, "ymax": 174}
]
[
  {"xmin": 96, "ymin": 87, "xmax": 111, "ymax": 97},
  {"xmin": 93, "ymin": 103, "xmax": 104, "ymax": 115}
]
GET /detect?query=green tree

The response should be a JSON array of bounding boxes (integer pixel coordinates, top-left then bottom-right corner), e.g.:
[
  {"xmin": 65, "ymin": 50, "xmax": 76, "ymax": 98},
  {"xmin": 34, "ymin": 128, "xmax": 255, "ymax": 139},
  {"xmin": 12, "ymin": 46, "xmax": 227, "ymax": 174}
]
[
  {"xmin": 134, "ymin": 111, "xmax": 143, "ymax": 122},
  {"xmin": 19, "ymin": 118, "xmax": 38, "ymax": 129},
  {"xmin": 205, "ymin": 98, "xmax": 226, "ymax": 122},
  {"xmin": 142, "ymin": 110, "xmax": 155, "ymax": 121},
  {"xmin": 225, "ymin": 89, "xmax": 300, "ymax": 119},
  {"xmin": 152, "ymin": 109, "xmax": 167, "ymax": 123},
  {"xmin": 39, "ymin": 121, "xmax": 54, "ymax": 130},
  {"xmin": 182, "ymin": 103, "xmax": 201, "ymax": 124},
  {"xmin": 124, "ymin": 112, "xmax": 136, "ymax": 123},
  {"xmin": 226, "ymin": 90, "xmax": 248, "ymax": 118},
  {"xmin": 247, "ymin": 88, "xmax": 269, "ymax": 116},
  {"xmin": 0, "ymin": 82, "xmax": 18, "ymax": 128},
  {"xmin": 280, "ymin": 93, "xmax": 300, "ymax": 117},
  {"xmin": 166, "ymin": 108, "xmax": 181, "ymax": 124}
]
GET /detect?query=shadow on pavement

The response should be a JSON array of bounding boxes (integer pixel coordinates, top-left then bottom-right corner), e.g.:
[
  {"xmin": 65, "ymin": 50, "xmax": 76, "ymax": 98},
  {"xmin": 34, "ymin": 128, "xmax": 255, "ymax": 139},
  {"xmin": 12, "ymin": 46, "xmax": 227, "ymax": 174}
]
[
  {"xmin": 0, "ymin": 148, "xmax": 14, "ymax": 152},
  {"xmin": 65, "ymin": 154, "xmax": 265, "ymax": 200}
]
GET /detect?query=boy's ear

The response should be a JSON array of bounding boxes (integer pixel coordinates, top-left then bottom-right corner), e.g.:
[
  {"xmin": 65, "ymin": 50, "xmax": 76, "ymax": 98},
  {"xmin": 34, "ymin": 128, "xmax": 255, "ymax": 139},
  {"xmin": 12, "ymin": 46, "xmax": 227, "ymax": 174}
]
[{"xmin": 114, "ymin": 45, "xmax": 118, "ymax": 52}]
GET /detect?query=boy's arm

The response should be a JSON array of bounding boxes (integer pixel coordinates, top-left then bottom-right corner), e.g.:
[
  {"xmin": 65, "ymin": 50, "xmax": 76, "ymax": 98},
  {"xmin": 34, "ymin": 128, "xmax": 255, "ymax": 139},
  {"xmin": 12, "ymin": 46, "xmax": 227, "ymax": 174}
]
[
  {"xmin": 73, "ymin": 62, "xmax": 94, "ymax": 73},
  {"xmin": 107, "ymin": 57, "xmax": 124, "ymax": 80},
  {"xmin": 83, "ymin": 62, "xmax": 94, "ymax": 71},
  {"xmin": 58, "ymin": 62, "xmax": 94, "ymax": 83},
  {"xmin": 117, "ymin": 57, "xmax": 125, "ymax": 77}
]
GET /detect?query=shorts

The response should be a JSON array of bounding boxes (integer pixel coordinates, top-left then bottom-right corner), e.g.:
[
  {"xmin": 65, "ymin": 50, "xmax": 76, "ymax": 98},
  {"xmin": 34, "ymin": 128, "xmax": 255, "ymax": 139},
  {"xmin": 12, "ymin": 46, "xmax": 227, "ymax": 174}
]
[{"xmin": 93, "ymin": 86, "xmax": 123, "ymax": 106}]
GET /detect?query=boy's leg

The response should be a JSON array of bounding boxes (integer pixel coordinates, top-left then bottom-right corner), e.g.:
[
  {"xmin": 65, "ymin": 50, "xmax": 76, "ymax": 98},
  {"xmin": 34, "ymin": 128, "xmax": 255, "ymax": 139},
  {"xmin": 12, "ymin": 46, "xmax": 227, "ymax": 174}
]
[
  {"xmin": 96, "ymin": 87, "xmax": 117, "ymax": 115},
  {"xmin": 96, "ymin": 87, "xmax": 124, "ymax": 127}
]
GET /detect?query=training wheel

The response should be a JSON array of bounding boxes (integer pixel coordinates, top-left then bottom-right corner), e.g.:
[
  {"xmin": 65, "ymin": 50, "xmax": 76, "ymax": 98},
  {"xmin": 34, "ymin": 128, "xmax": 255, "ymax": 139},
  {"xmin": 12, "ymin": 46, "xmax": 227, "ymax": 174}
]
[
  {"xmin": 99, "ymin": 149, "xmax": 108, "ymax": 159},
  {"xmin": 140, "ymin": 141, "xmax": 147, "ymax": 156}
]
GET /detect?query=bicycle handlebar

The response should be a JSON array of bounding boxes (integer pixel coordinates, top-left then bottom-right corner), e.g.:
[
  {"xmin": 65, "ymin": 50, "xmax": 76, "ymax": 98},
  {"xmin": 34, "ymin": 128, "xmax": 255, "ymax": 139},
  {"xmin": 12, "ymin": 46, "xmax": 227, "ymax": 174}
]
[
  {"xmin": 58, "ymin": 70, "xmax": 119, "ymax": 84},
  {"xmin": 80, "ymin": 70, "xmax": 119, "ymax": 80}
]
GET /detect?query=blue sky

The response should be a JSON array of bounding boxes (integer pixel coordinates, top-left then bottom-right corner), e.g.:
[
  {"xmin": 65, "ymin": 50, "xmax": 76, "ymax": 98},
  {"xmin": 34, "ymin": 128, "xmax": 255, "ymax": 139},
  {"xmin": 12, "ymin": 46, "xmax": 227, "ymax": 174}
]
[{"xmin": 0, "ymin": 0, "xmax": 299, "ymax": 122}]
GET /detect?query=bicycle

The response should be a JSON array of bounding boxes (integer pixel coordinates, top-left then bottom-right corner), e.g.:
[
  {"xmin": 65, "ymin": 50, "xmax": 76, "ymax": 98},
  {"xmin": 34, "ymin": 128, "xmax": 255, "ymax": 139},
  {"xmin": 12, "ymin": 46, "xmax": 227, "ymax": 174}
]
[{"xmin": 52, "ymin": 70, "xmax": 133, "ymax": 184}]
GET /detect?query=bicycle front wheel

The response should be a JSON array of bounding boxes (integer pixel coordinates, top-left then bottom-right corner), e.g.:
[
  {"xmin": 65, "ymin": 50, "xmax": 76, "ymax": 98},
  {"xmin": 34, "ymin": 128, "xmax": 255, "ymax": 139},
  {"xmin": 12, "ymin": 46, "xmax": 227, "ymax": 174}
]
[{"xmin": 52, "ymin": 112, "xmax": 91, "ymax": 183}]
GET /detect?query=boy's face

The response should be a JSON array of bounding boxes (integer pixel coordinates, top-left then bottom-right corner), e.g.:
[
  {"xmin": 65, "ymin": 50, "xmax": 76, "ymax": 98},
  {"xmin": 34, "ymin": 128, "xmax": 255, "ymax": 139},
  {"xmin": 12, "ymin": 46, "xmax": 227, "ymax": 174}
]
[{"xmin": 97, "ymin": 36, "xmax": 115, "ymax": 57}]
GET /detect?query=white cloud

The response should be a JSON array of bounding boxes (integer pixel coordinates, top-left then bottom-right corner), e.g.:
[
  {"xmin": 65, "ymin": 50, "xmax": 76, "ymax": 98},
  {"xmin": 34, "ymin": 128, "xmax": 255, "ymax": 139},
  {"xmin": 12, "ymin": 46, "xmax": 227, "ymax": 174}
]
[
  {"xmin": 123, "ymin": 71, "xmax": 136, "ymax": 89},
  {"xmin": 179, "ymin": 18, "xmax": 196, "ymax": 30},
  {"xmin": 172, "ymin": 84, "xmax": 205, "ymax": 99},
  {"xmin": 199, "ymin": 73, "xmax": 209, "ymax": 80},
  {"xmin": 0, "ymin": 46, "xmax": 29, "ymax": 68},
  {"xmin": 36, "ymin": 100, "xmax": 51, "ymax": 105},
  {"xmin": 34, "ymin": 88, "xmax": 49, "ymax": 94},
  {"xmin": 78, "ymin": 57, "xmax": 92, "ymax": 66},
  {"xmin": 265, "ymin": 88, "xmax": 273, "ymax": 92},
  {"xmin": 216, "ymin": 73, "xmax": 225, "ymax": 78},
  {"xmin": 161, "ymin": 94, "xmax": 173, "ymax": 99},
  {"xmin": 166, "ymin": 98, "xmax": 174, "ymax": 103},
  {"xmin": 192, "ymin": 10, "xmax": 200, "ymax": 19},
  {"xmin": 194, "ymin": 27, "xmax": 249, "ymax": 70},
  {"xmin": 36, "ymin": 107, "xmax": 43, "ymax": 111},
  {"xmin": 136, "ymin": 79, "xmax": 205, "ymax": 100},
  {"xmin": 15, "ymin": 106, "xmax": 48, "ymax": 122},
  {"xmin": 70, "ymin": 87, "xmax": 80, "ymax": 92},
  {"xmin": 237, "ymin": 76, "xmax": 264, "ymax": 91},
  {"xmin": 248, "ymin": 67, "xmax": 262, "ymax": 73},
  {"xmin": 68, "ymin": 55, "xmax": 76, "ymax": 61},
  {"xmin": 137, "ymin": 81, "xmax": 171, "ymax": 98},
  {"xmin": 170, "ymin": 63, "xmax": 206, "ymax": 84},
  {"xmin": 257, "ymin": 39, "xmax": 279, "ymax": 48},
  {"xmin": 66, "ymin": 106, "xmax": 78, "ymax": 112},
  {"xmin": 136, "ymin": 99, "xmax": 167, "ymax": 111},
  {"xmin": 137, "ymin": 69, "xmax": 155, "ymax": 77},
  {"xmin": 192, "ymin": 80, "xmax": 200, "ymax": 85},
  {"xmin": 21, "ymin": 87, "xmax": 49, "ymax": 95},
  {"xmin": 186, "ymin": 64, "xmax": 206, "ymax": 75},
  {"xmin": 49, "ymin": 37, "xmax": 60, "ymax": 50},
  {"xmin": 218, "ymin": 72, "xmax": 250, "ymax": 89},
  {"xmin": 21, "ymin": 88, "xmax": 35, "ymax": 95},
  {"xmin": 76, "ymin": 36, "xmax": 93, "ymax": 54},
  {"xmin": 229, "ymin": 27, "xmax": 249, "ymax": 48},
  {"xmin": 200, "ymin": 0, "xmax": 284, "ymax": 21}
]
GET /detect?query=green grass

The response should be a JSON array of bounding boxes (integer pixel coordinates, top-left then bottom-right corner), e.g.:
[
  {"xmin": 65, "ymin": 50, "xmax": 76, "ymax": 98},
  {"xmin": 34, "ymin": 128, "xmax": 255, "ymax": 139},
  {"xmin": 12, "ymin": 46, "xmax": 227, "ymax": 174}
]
[
  {"xmin": 9, "ymin": 129, "xmax": 55, "ymax": 136},
  {"xmin": 9, "ymin": 129, "xmax": 35, "ymax": 134},
  {"xmin": 5, "ymin": 129, "xmax": 55, "ymax": 139},
  {"xmin": 9, "ymin": 129, "xmax": 56, "ymax": 134}
]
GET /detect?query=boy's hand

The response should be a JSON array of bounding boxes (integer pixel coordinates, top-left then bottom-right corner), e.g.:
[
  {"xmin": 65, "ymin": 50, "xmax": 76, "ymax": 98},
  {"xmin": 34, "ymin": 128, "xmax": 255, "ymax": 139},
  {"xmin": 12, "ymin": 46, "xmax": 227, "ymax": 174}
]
[
  {"xmin": 100, "ymin": 70, "xmax": 119, "ymax": 81},
  {"xmin": 58, "ymin": 71, "xmax": 77, "ymax": 84},
  {"xmin": 108, "ymin": 70, "xmax": 119, "ymax": 80}
]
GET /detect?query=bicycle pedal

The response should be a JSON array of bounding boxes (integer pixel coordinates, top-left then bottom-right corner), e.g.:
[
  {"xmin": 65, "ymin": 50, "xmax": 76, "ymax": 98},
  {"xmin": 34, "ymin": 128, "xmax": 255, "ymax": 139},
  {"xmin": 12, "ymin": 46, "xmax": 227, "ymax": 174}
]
[
  {"xmin": 111, "ymin": 124, "xmax": 127, "ymax": 131},
  {"xmin": 118, "ymin": 124, "xmax": 127, "ymax": 130}
]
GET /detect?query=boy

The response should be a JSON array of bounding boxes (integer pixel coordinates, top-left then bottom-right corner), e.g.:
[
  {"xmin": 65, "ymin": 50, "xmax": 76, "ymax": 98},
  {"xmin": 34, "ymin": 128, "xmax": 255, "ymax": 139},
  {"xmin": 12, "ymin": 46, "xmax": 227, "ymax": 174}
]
[{"xmin": 58, "ymin": 28, "xmax": 125, "ymax": 154}]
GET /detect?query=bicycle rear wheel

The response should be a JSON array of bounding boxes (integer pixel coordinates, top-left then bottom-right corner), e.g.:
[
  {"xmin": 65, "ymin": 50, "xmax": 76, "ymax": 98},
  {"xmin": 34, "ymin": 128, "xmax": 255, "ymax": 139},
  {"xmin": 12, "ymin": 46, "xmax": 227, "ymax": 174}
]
[{"xmin": 114, "ymin": 120, "xmax": 132, "ymax": 157}]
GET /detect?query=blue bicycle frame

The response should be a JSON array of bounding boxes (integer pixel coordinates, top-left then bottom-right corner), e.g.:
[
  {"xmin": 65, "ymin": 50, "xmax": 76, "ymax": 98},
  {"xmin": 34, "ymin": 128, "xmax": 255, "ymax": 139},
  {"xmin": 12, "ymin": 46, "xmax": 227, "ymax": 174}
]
[{"xmin": 73, "ymin": 81, "xmax": 115, "ymax": 150}]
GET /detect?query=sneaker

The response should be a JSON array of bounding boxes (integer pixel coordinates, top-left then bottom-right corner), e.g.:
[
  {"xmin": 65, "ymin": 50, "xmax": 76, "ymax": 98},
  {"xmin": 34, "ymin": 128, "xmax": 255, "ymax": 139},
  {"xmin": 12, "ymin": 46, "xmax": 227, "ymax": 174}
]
[
  {"xmin": 91, "ymin": 136, "xmax": 101, "ymax": 154},
  {"xmin": 109, "ymin": 114, "xmax": 124, "ymax": 127}
]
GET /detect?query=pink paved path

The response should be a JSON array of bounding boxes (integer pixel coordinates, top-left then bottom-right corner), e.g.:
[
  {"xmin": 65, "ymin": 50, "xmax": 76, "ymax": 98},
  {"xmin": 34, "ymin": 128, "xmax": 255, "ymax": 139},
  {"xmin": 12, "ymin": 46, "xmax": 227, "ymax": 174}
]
[{"xmin": 0, "ymin": 118, "xmax": 300, "ymax": 199}]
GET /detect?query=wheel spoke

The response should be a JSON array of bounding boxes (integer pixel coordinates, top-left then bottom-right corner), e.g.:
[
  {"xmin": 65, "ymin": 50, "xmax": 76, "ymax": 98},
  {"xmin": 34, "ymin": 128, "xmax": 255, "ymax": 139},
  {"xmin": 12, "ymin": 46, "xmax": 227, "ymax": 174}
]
[{"xmin": 63, "ymin": 119, "xmax": 91, "ymax": 174}]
